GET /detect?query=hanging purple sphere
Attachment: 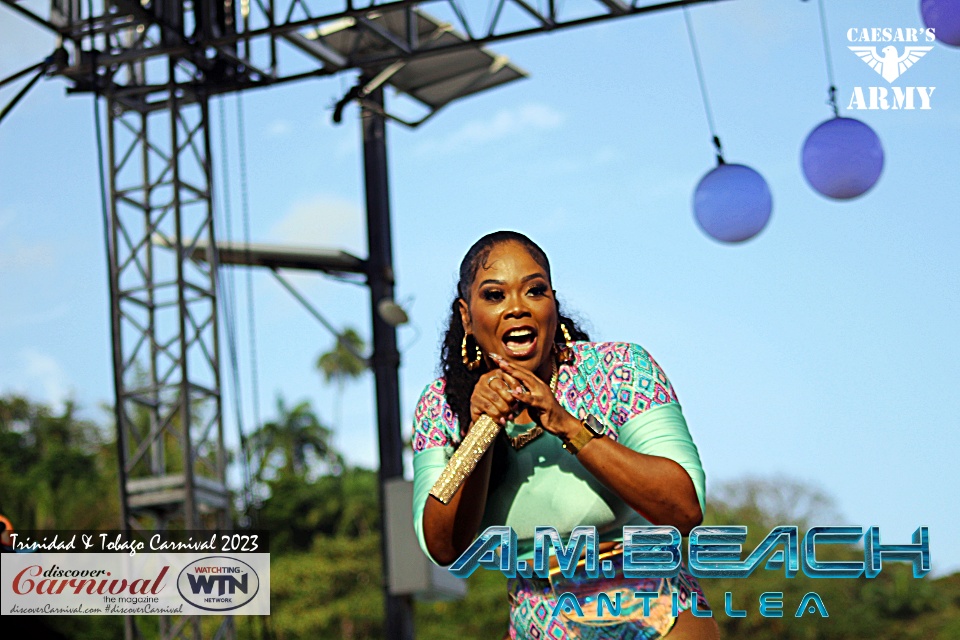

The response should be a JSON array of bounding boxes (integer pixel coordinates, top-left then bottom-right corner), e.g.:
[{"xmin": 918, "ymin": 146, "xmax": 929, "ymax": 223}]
[
  {"xmin": 802, "ymin": 117, "xmax": 884, "ymax": 200},
  {"xmin": 693, "ymin": 163, "xmax": 772, "ymax": 243},
  {"xmin": 921, "ymin": 0, "xmax": 960, "ymax": 47}
]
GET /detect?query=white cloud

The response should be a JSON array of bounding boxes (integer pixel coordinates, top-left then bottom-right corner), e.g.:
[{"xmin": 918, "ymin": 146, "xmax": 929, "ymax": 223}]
[
  {"xmin": 266, "ymin": 119, "xmax": 293, "ymax": 137},
  {"xmin": 20, "ymin": 349, "xmax": 70, "ymax": 411},
  {"xmin": 268, "ymin": 194, "xmax": 365, "ymax": 255},
  {"xmin": 415, "ymin": 103, "xmax": 565, "ymax": 156},
  {"xmin": 592, "ymin": 145, "xmax": 623, "ymax": 164},
  {"xmin": 0, "ymin": 304, "xmax": 69, "ymax": 330},
  {"xmin": 0, "ymin": 210, "xmax": 56, "ymax": 269},
  {"xmin": 0, "ymin": 243, "xmax": 56, "ymax": 269}
]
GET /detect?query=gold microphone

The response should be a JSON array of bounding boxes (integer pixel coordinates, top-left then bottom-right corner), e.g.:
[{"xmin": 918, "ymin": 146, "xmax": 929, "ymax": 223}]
[{"xmin": 429, "ymin": 414, "xmax": 501, "ymax": 504}]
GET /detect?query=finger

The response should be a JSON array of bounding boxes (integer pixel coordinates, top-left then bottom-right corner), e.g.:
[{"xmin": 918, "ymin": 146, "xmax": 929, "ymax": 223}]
[
  {"xmin": 508, "ymin": 382, "xmax": 556, "ymax": 411},
  {"xmin": 509, "ymin": 386, "xmax": 542, "ymax": 409},
  {"xmin": 486, "ymin": 373, "xmax": 521, "ymax": 402},
  {"xmin": 479, "ymin": 399, "xmax": 512, "ymax": 424},
  {"xmin": 474, "ymin": 390, "xmax": 514, "ymax": 419},
  {"xmin": 496, "ymin": 361, "xmax": 543, "ymax": 393}
]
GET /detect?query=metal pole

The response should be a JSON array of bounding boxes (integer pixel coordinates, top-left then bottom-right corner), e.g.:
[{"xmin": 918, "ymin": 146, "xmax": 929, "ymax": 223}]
[{"xmin": 360, "ymin": 84, "xmax": 415, "ymax": 640}]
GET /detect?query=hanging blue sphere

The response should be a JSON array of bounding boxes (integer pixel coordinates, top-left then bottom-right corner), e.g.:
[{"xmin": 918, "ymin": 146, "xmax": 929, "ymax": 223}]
[
  {"xmin": 693, "ymin": 163, "xmax": 772, "ymax": 243},
  {"xmin": 802, "ymin": 117, "xmax": 883, "ymax": 200},
  {"xmin": 921, "ymin": 0, "xmax": 960, "ymax": 47}
]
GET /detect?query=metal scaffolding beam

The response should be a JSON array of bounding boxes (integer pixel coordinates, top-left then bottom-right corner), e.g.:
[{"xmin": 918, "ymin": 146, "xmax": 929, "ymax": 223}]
[
  {"xmin": 38, "ymin": 0, "xmax": 730, "ymax": 108},
  {"xmin": 103, "ymin": 44, "xmax": 232, "ymax": 640}
]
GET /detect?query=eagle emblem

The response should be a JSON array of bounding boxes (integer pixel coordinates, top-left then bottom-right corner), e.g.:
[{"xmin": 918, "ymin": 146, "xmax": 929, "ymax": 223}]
[{"xmin": 848, "ymin": 45, "xmax": 933, "ymax": 83}]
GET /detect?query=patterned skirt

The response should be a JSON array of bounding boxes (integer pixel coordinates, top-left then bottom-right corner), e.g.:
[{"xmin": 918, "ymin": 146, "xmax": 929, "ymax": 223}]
[{"xmin": 507, "ymin": 559, "xmax": 709, "ymax": 640}]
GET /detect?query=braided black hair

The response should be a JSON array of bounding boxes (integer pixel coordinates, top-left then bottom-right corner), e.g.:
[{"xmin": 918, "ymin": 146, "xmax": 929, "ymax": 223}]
[{"xmin": 438, "ymin": 231, "xmax": 589, "ymax": 481}]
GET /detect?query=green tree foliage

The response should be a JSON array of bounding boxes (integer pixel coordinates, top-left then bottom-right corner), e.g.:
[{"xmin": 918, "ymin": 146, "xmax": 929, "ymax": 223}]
[
  {"xmin": 316, "ymin": 328, "xmax": 367, "ymax": 387},
  {"xmin": 414, "ymin": 569, "xmax": 510, "ymax": 639},
  {"xmin": 7, "ymin": 394, "xmax": 959, "ymax": 640},
  {"xmin": 0, "ymin": 395, "xmax": 124, "ymax": 639},
  {"xmin": 248, "ymin": 396, "xmax": 341, "ymax": 483},
  {"xmin": 263, "ymin": 535, "xmax": 383, "ymax": 639},
  {"xmin": 255, "ymin": 467, "xmax": 380, "ymax": 552},
  {"xmin": 0, "ymin": 395, "xmax": 119, "ymax": 531},
  {"xmin": 316, "ymin": 327, "xmax": 367, "ymax": 431}
]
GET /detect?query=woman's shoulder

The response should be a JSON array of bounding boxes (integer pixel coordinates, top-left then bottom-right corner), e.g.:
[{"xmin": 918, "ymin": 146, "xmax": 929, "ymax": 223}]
[
  {"xmin": 412, "ymin": 377, "xmax": 460, "ymax": 452},
  {"xmin": 567, "ymin": 341, "xmax": 678, "ymax": 404},
  {"xmin": 413, "ymin": 377, "xmax": 452, "ymax": 420},
  {"xmin": 570, "ymin": 340, "xmax": 656, "ymax": 364}
]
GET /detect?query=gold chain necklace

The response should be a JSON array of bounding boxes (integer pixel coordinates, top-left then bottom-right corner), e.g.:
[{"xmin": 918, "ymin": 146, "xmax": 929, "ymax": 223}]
[{"xmin": 507, "ymin": 360, "xmax": 558, "ymax": 450}]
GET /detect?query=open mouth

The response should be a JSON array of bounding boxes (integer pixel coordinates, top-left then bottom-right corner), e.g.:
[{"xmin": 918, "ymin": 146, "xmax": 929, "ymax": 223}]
[{"xmin": 502, "ymin": 326, "xmax": 538, "ymax": 358}]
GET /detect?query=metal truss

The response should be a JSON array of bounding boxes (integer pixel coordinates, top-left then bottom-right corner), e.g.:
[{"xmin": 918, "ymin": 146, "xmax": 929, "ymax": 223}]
[
  {"xmin": 4, "ymin": 0, "xmax": 729, "ymax": 110},
  {"xmin": 105, "ymin": 51, "xmax": 231, "ymax": 639}
]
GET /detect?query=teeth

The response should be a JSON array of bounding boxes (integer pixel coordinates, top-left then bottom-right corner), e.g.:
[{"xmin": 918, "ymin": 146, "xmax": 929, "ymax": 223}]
[{"xmin": 506, "ymin": 329, "xmax": 534, "ymax": 339}]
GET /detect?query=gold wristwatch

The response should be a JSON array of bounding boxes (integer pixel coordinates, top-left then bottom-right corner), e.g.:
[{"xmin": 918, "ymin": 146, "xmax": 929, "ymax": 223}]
[{"xmin": 562, "ymin": 415, "xmax": 604, "ymax": 455}]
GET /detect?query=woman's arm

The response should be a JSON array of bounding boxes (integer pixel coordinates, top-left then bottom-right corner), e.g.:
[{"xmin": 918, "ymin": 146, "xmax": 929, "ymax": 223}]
[
  {"xmin": 494, "ymin": 356, "xmax": 704, "ymax": 535},
  {"xmin": 413, "ymin": 368, "xmax": 522, "ymax": 565},
  {"xmin": 558, "ymin": 411, "xmax": 703, "ymax": 535},
  {"xmin": 420, "ymin": 446, "xmax": 495, "ymax": 565}
]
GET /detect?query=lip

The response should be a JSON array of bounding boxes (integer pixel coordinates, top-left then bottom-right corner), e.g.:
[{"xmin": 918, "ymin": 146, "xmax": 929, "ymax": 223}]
[{"xmin": 501, "ymin": 325, "xmax": 539, "ymax": 359}]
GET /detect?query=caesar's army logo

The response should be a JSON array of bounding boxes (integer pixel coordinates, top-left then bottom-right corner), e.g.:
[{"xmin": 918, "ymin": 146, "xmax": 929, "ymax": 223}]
[{"xmin": 846, "ymin": 27, "xmax": 937, "ymax": 111}]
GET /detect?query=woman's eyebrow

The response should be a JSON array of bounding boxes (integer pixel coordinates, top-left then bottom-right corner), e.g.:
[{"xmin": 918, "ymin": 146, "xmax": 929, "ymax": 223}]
[{"xmin": 478, "ymin": 273, "xmax": 547, "ymax": 288}]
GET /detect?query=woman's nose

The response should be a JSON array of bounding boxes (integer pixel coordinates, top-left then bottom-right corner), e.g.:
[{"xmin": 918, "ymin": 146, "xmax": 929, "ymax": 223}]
[{"xmin": 503, "ymin": 292, "xmax": 531, "ymax": 318}]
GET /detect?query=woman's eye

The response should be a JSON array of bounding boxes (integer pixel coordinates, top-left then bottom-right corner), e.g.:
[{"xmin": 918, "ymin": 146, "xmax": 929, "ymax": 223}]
[
  {"xmin": 481, "ymin": 289, "xmax": 504, "ymax": 301},
  {"xmin": 528, "ymin": 285, "xmax": 548, "ymax": 297}
]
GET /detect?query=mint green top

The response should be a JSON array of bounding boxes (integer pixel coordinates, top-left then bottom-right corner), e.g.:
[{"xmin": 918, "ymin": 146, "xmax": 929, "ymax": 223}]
[{"xmin": 410, "ymin": 342, "xmax": 706, "ymax": 565}]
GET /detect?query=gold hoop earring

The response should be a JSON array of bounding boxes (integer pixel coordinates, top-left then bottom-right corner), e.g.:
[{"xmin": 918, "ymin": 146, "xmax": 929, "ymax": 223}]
[
  {"xmin": 461, "ymin": 334, "xmax": 482, "ymax": 371},
  {"xmin": 560, "ymin": 322, "xmax": 573, "ymax": 347},
  {"xmin": 555, "ymin": 322, "xmax": 575, "ymax": 365}
]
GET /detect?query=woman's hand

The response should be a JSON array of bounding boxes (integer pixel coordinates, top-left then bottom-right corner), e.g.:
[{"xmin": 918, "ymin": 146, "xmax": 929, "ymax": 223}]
[
  {"xmin": 470, "ymin": 368, "xmax": 523, "ymax": 427},
  {"xmin": 491, "ymin": 356, "xmax": 581, "ymax": 440}
]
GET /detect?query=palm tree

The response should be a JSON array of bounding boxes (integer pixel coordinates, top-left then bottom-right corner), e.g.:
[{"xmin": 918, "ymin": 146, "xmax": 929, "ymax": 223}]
[
  {"xmin": 315, "ymin": 328, "xmax": 368, "ymax": 433},
  {"xmin": 248, "ymin": 395, "xmax": 341, "ymax": 481}
]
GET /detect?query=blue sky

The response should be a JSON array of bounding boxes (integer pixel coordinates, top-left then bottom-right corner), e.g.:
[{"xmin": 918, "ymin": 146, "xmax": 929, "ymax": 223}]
[{"xmin": 2, "ymin": 0, "xmax": 958, "ymax": 576}]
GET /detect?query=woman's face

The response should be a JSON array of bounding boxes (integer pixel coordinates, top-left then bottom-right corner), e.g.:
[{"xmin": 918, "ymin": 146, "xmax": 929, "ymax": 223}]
[{"xmin": 459, "ymin": 241, "xmax": 558, "ymax": 379}]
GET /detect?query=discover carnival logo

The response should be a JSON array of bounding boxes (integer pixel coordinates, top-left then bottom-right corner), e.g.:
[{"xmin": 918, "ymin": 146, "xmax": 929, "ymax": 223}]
[{"xmin": 846, "ymin": 27, "xmax": 937, "ymax": 111}]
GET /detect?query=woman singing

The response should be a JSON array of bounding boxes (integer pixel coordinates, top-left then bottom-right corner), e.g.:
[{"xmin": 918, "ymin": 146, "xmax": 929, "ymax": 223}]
[{"xmin": 411, "ymin": 231, "xmax": 720, "ymax": 639}]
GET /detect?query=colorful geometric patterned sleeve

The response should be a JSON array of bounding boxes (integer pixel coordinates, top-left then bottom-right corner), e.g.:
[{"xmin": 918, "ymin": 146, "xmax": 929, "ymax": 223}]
[
  {"xmin": 614, "ymin": 344, "xmax": 706, "ymax": 518},
  {"xmin": 411, "ymin": 379, "xmax": 460, "ymax": 453},
  {"xmin": 411, "ymin": 379, "xmax": 460, "ymax": 565}
]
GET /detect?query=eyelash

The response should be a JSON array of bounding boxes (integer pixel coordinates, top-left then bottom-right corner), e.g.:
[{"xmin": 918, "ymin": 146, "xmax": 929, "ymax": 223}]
[{"xmin": 481, "ymin": 285, "xmax": 548, "ymax": 301}]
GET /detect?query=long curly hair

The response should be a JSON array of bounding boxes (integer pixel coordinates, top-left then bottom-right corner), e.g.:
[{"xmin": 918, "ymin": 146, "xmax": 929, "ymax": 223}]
[{"xmin": 439, "ymin": 231, "xmax": 589, "ymax": 479}]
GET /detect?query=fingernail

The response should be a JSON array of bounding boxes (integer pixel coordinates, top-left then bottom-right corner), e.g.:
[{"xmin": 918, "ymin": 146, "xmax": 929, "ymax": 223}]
[
  {"xmin": 489, "ymin": 353, "xmax": 502, "ymax": 361},
  {"xmin": 499, "ymin": 417, "xmax": 506, "ymax": 425}
]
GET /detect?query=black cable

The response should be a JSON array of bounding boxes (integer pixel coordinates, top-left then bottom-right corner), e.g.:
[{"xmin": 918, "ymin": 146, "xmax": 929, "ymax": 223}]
[
  {"xmin": 87, "ymin": 4, "xmax": 112, "ymax": 381},
  {"xmin": 0, "ymin": 60, "xmax": 45, "ymax": 90},
  {"xmin": 215, "ymin": 96, "xmax": 257, "ymax": 524},
  {"xmin": 0, "ymin": 47, "xmax": 68, "ymax": 125},
  {"xmin": 815, "ymin": 0, "xmax": 839, "ymax": 116},
  {"xmin": 0, "ymin": 68, "xmax": 44, "ymax": 125},
  {"xmin": 235, "ymin": 93, "xmax": 262, "ymax": 431},
  {"xmin": 683, "ymin": 6, "xmax": 724, "ymax": 164}
]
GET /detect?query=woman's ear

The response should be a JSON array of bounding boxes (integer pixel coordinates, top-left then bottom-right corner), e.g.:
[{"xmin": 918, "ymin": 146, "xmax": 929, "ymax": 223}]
[{"xmin": 457, "ymin": 299, "xmax": 472, "ymax": 334}]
